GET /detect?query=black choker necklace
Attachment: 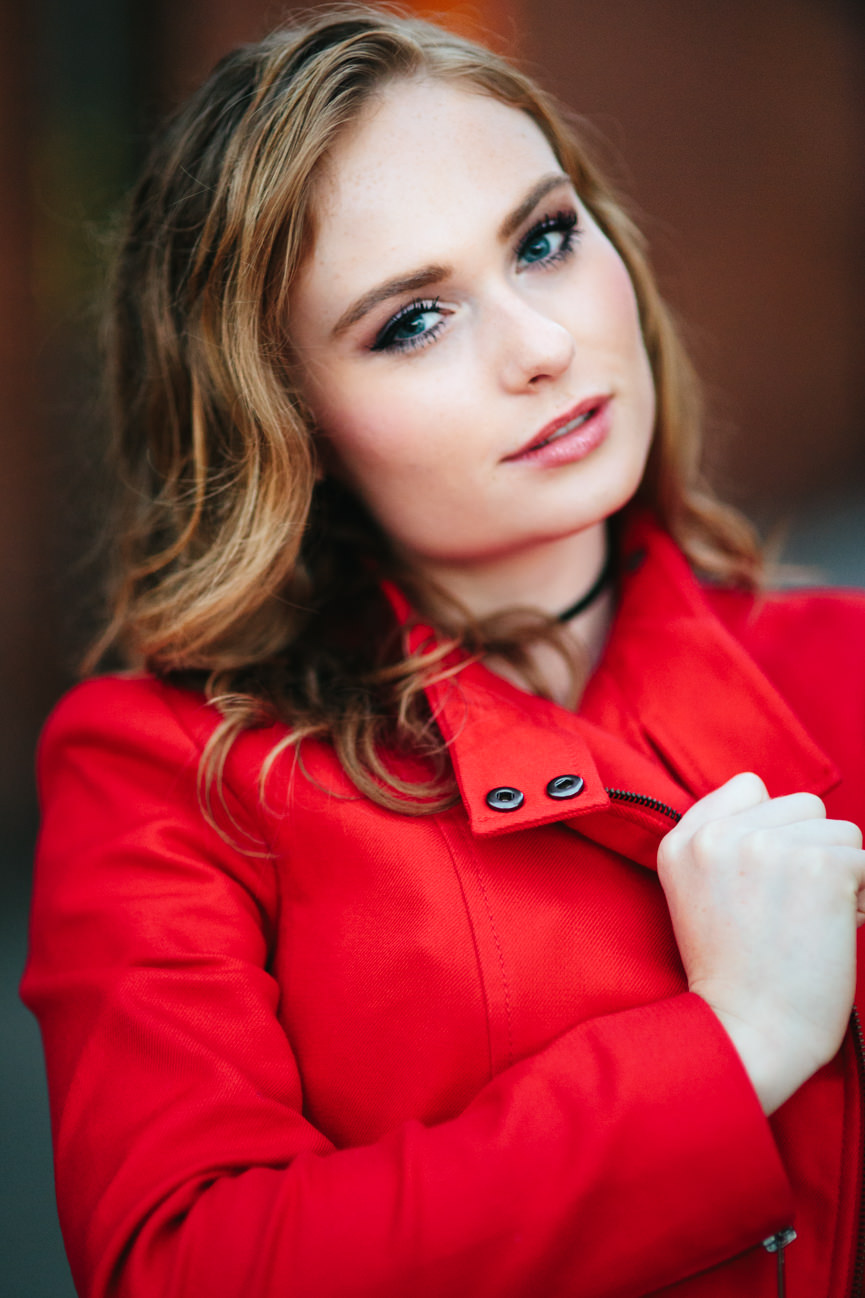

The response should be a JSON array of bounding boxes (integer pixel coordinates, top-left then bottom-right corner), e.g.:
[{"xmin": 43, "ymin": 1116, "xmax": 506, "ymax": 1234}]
[{"xmin": 556, "ymin": 546, "xmax": 616, "ymax": 623}]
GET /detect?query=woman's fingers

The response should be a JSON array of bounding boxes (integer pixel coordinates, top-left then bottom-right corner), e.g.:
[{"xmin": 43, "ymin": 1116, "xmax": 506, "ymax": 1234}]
[
  {"xmin": 662, "ymin": 778, "xmax": 844, "ymax": 875},
  {"xmin": 672, "ymin": 771, "xmax": 769, "ymax": 834},
  {"xmin": 674, "ymin": 776, "xmax": 830, "ymax": 840},
  {"xmin": 748, "ymin": 818, "xmax": 863, "ymax": 850}
]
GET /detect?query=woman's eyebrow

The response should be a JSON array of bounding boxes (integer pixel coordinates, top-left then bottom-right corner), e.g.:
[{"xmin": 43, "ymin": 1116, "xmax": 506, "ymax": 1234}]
[
  {"xmin": 330, "ymin": 172, "xmax": 572, "ymax": 339},
  {"xmin": 498, "ymin": 172, "xmax": 572, "ymax": 241},
  {"xmin": 332, "ymin": 265, "xmax": 449, "ymax": 339}
]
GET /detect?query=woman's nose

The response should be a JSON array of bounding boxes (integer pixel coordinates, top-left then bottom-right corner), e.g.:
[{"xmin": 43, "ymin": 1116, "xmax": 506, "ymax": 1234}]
[{"xmin": 491, "ymin": 290, "xmax": 575, "ymax": 391}]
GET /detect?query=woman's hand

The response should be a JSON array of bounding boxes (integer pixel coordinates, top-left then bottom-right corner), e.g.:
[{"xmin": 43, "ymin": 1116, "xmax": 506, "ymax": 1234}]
[{"xmin": 657, "ymin": 772, "xmax": 865, "ymax": 1115}]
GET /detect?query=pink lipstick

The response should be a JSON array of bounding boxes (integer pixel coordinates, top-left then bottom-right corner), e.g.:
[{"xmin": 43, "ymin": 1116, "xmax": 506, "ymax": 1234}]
[{"xmin": 505, "ymin": 395, "xmax": 612, "ymax": 468}]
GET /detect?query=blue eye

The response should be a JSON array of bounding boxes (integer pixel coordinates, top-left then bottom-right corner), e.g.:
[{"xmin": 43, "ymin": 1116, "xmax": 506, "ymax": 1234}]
[
  {"xmin": 517, "ymin": 209, "xmax": 580, "ymax": 270},
  {"xmin": 372, "ymin": 298, "xmax": 444, "ymax": 353}
]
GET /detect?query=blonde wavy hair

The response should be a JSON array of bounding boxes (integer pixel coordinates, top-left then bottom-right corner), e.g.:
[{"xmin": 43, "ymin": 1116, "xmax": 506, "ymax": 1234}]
[{"xmin": 91, "ymin": 3, "xmax": 760, "ymax": 813}]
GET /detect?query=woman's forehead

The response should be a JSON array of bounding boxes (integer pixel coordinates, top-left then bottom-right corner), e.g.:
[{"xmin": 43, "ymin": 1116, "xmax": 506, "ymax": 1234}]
[
  {"xmin": 314, "ymin": 77, "xmax": 558, "ymax": 222},
  {"xmin": 302, "ymin": 78, "xmax": 563, "ymax": 290}
]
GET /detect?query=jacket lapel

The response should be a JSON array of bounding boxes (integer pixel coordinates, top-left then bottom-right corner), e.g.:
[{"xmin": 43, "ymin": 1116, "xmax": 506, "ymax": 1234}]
[
  {"xmin": 384, "ymin": 514, "xmax": 838, "ymax": 871},
  {"xmin": 581, "ymin": 514, "xmax": 839, "ymax": 801}
]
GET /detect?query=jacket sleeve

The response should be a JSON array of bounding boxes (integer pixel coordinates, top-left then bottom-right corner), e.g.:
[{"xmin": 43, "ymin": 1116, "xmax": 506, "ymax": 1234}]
[{"xmin": 21, "ymin": 677, "xmax": 794, "ymax": 1298}]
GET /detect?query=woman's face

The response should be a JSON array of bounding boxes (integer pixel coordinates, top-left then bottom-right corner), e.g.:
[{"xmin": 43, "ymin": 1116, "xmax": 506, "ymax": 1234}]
[{"xmin": 289, "ymin": 77, "xmax": 656, "ymax": 582}]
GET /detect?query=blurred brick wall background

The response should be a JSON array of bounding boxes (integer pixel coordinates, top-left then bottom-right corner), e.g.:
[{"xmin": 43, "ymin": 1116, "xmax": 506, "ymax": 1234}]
[{"xmin": 2, "ymin": 2, "xmax": 862, "ymax": 1293}]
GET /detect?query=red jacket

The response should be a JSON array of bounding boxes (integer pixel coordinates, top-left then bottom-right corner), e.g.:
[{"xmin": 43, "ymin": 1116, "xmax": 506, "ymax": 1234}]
[{"xmin": 21, "ymin": 515, "xmax": 865, "ymax": 1298}]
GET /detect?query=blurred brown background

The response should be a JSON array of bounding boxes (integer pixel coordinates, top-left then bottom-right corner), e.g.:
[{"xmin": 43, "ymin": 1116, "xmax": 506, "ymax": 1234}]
[{"xmin": 2, "ymin": 1, "xmax": 863, "ymax": 1293}]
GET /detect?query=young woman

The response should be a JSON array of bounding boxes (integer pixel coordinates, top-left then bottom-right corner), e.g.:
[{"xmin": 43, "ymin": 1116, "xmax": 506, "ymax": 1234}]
[{"xmin": 22, "ymin": 7, "xmax": 865, "ymax": 1296}]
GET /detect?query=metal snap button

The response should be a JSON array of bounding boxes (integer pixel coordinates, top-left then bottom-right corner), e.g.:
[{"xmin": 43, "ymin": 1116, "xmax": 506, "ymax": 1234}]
[
  {"xmin": 545, "ymin": 774, "xmax": 585, "ymax": 800},
  {"xmin": 485, "ymin": 786, "xmax": 525, "ymax": 812}
]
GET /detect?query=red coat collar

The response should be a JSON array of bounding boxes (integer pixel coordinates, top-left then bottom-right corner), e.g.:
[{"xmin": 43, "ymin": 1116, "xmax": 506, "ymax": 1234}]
[{"xmin": 382, "ymin": 514, "xmax": 839, "ymax": 850}]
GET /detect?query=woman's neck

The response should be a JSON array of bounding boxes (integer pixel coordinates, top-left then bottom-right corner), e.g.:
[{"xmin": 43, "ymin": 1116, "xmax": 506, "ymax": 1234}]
[{"xmin": 408, "ymin": 522, "xmax": 616, "ymax": 703}]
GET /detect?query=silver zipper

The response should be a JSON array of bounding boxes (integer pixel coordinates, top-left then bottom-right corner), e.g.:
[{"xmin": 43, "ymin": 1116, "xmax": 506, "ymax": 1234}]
[{"xmin": 763, "ymin": 1228, "xmax": 797, "ymax": 1297}]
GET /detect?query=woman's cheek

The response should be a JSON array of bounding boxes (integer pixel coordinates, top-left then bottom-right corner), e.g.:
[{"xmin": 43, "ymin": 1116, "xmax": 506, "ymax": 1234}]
[
  {"xmin": 579, "ymin": 236, "xmax": 643, "ymax": 333},
  {"xmin": 316, "ymin": 393, "xmax": 419, "ymax": 481}
]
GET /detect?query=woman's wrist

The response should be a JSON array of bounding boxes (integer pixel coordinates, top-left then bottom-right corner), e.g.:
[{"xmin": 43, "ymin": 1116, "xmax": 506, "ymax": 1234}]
[{"xmin": 695, "ymin": 995, "xmax": 819, "ymax": 1116}]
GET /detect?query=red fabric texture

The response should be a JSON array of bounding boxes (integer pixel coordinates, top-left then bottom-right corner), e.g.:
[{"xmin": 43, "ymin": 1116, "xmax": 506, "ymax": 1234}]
[{"xmin": 21, "ymin": 516, "xmax": 865, "ymax": 1297}]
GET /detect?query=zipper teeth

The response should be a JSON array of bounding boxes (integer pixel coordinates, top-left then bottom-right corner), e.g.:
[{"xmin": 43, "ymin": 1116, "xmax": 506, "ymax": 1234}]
[
  {"xmin": 605, "ymin": 787, "xmax": 682, "ymax": 823},
  {"xmin": 850, "ymin": 1006, "xmax": 865, "ymax": 1297}
]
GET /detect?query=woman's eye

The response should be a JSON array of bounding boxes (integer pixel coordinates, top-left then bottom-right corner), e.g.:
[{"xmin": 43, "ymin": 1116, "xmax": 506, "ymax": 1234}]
[
  {"xmin": 517, "ymin": 210, "xmax": 580, "ymax": 270},
  {"xmin": 371, "ymin": 299, "xmax": 444, "ymax": 353}
]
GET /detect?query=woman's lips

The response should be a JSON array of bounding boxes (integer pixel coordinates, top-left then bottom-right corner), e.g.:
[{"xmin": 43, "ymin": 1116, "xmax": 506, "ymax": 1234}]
[{"xmin": 504, "ymin": 395, "xmax": 612, "ymax": 467}]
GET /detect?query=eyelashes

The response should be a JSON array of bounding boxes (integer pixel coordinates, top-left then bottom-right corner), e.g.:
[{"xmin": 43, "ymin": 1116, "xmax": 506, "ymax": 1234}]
[
  {"xmin": 515, "ymin": 208, "xmax": 579, "ymax": 270},
  {"xmin": 370, "ymin": 207, "xmax": 581, "ymax": 355}
]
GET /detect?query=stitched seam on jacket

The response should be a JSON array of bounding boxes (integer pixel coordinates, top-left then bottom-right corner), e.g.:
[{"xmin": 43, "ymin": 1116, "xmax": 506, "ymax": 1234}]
[
  {"xmin": 440, "ymin": 818, "xmax": 514, "ymax": 1070},
  {"xmin": 435, "ymin": 815, "xmax": 514, "ymax": 1077},
  {"xmin": 473, "ymin": 858, "xmax": 514, "ymax": 1069}
]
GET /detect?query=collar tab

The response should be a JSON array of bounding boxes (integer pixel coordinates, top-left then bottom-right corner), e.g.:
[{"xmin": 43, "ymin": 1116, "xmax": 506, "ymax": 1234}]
[{"xmin": 426, "ymin": 664, "xmax": 610, "ymax": 836}]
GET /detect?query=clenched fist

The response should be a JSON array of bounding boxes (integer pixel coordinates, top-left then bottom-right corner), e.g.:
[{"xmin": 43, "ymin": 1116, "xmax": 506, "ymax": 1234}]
[{"xmin": 657, "ymin": 772, "xmax": 865, "ymax": 1114}]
